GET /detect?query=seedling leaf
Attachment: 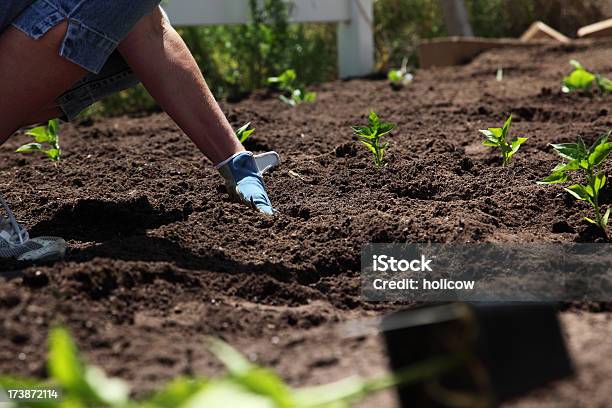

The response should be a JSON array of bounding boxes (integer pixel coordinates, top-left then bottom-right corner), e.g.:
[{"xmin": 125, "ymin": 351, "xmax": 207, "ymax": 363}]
[
  {"xmin": 589, "ymin": 142, "xmax": 612, "ymax": 166},
  {"xmin": 360, "ymin": 140, "xmax": 378, "ymax": 156},
  {"xmin": 565, "ymin": 185, "xmax": 590, "ymax": 201},
  {"xmin": 594, "ymin": 172, "xmax": 606, "ymax": 192},
  {"xmin": 537, "ymin": 171, "xmax": 570, "ymax": 185},
  {"xmin": 17, "ymin": 119, "xmax": 61, "ymax": 162},
  {"xmin": 303, "ymin": 91, "xmax": 317, "ymax": 103},
  {"xmin": 208, "ymin": 338, "xmax": 294, "ymax": 408},
  {"xmin": 562, "ymin": 60, "xmax": 611, "ymax": 94},
  {"xmin": 236, "ymin": 122, "xmax": 255, "ymax": 144},
  {"xmin": 25, "ymin": 126, "xmax": 52, "ymax": 143},
  {"xmin": 479, "ymin": 115, "xmax": 526, "ymax": 166},
  {"xmin": 563, "ymin": 69, "xmax": 595, "ymax": 92},
  {"xmin": 48, "ymin": 326, "xmax": 86, "ymax": 391},
  {"xmin": 16, "ymin": 143, "xmax": 44, "ymax": 153},
  {"xmin": 570, "ymin": 59, "xmax": 584, "ymax": 70},
  {"xmin": 148, "ymin": 377, "xmax": 209, "ymax": 407},
  {"xmin": 541, "ymin": 130, "xmax": 611, "ymax": 232},
  {"xmin": 511, "ymin": 137, "xmax": 528, "ymax": 154},
  {"xmin": 388, "ymin": 57, "xmax": 413, "ymax": 89},
  {"xmin": 550, "ymin": 142, "xmax": 587, "ymax": 161},
  {"xmin": 268, "ymin": 69, "xmax": 316, "ymax": 107},
  {"xmin": 596, "ymin": 74, "xmax": 612, "ymax": 93}
]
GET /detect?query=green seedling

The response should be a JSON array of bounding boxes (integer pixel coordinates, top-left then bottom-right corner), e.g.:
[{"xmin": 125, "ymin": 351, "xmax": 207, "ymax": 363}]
[
  {"xmin": 352, "ymin": 111, "xmax": 395, "ymax": 167},
  {"xmin": 16, "ymin": 119, "xmax": 61, "ymax": 162},
  {"xmin": 235, "ymin": 122, "xmax": 255, "ymax": 144},
  {"xmin": 562, "ymin": 60, "xmax": 612, "ymax": 94},
  {"xmin": 388, "ymin": 58, "xmax": 413, "ymax": 89},
  {"xmin": 539, "ymin": 131, "xmax": 612, "ymax": 233},
  {"xmin": 479, "ymin": 114, "xmax": 528, "ymax": 166},
  {"xmin": 268, "ymin": 69, "xmax": 317, "ymax": 107}
]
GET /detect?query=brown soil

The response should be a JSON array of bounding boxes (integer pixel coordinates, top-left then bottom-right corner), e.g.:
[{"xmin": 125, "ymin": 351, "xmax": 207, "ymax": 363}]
[{"xmin": 1, "ymin": 40, "xmax": 611, "ymax": 407}]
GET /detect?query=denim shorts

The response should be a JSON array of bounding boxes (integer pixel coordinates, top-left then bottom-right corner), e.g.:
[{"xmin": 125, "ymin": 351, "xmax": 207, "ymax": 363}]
[{"xmin": 11, "ymin": 0, "xmax": 162, "ymax": 120}]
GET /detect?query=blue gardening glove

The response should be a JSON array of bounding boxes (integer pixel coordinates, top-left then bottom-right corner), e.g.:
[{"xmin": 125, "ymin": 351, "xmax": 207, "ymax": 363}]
[{"xmin": 216, "ymin": 151, "xmax": 279, "ymax": 215}]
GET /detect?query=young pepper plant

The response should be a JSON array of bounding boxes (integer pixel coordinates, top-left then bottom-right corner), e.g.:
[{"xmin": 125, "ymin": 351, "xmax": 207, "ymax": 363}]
[
  {"xmin": 479, "ymin": 115, "xmax": 528, "ymax": 166},
  {"xmin": 235, "ymin": 122, "xmax": 255, "ymax": 144},
  {"xmin": 268, "ymin": 69, "xmax": 317, "ymax": 107},
  {"xmin": 16, "ymin": 119, "xmax": 61, "ymax": 162},
  {"xmin": 539, "ymin": 131, "xmax": 612, "ymax": 232},
  {"xmin": 352, "ymin": 111, "xmax": 395, "ymax": 167},
  {"xmin": 562, "ymin": 60, "xmax": 612, "ymax": 94},
  {"xmin": 388, "ymin": 57, "xmax": 413, "ymax": 89}
]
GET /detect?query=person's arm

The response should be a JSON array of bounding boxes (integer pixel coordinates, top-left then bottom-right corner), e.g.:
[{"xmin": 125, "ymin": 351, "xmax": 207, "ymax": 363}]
[
  {"xmin": 117, "ymin": 7, "xmax": 275, "ymax": 215},
  {"xmin": 117, "ymin": 7, "xmax": 243, "ymax": 166}
]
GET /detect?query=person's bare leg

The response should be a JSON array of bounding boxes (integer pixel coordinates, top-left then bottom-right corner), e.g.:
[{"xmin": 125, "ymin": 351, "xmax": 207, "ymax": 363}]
[
  {"xmin": 117, "ymin": 8, "xmax": 244, "ymax": 165},
  {"xmin": 0, "ymin": 23, "xmax": 86, "ymax": 144},
  {"xmin": 21, "ymin": 105, "xmax": 63, "ymax": 127}
]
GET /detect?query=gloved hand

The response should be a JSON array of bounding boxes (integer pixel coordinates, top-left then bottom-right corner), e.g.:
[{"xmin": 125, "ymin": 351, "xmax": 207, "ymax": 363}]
[{"xmin": 216, "ymin": 151, "xmax": 280, "ymax": 215}]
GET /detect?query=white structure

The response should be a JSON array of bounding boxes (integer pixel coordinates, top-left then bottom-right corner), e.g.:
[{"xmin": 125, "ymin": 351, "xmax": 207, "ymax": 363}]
[{"xmin": 164, "ymin": 0, "xmax": 374, "ymax": 78}]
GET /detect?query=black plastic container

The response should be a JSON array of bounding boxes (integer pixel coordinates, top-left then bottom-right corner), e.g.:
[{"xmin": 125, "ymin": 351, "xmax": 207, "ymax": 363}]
[{"xmin": 381, "ymin": 303, "xmax": 574, "ymax": 407}]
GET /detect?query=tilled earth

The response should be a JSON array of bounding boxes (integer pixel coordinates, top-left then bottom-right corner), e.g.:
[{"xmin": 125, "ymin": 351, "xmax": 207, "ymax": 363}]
[{"xmin": 1, "ymin": 40, "xmax": 612, "ymax": 406}]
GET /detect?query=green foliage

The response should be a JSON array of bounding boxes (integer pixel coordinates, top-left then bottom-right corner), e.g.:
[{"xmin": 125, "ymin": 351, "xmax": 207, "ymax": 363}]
[
  {"xmin": 0, "ymin": 327, "xmax": 461, "ymax": 408},
  {"xmin": 562, "ymin": 60, "xmax": 611, "ymax": 94},
  {"xmin": 236, "ymin": 122, "xmax": 255, "ymax": 144},
  {"xmin": 475, "ymin": 0, "xmax": 605, "ymax": 38},
  {"xmin": 16, "ymin": 119, "xmax": 61, "ymax": 162},
  {"xmin": 480, "ymin": 115, "xmax": 528, "ymax": 166},
  {"xmin": 373, "ymin": 0, "xmax": 446, "ymax": 69},
  {"xmin": 268, "ymin": 69, "xmax": 317, "ymax": 107},
  {"xmin": 352, "ymin": 111, "xmax": 395, "ymax": 167},
  {"xmin": 539, "ymin": 131, "xmax": 612, "ymax": 232},
  {"xmin": 91, "ymin": 0, "xmax": 608, "ymax": 116},
  {"xmin": 182, "ymin": 0, "xmax": 333, "ymax": 100}
]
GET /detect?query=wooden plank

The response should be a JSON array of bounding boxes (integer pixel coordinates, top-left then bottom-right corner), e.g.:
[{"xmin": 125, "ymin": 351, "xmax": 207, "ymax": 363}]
[
  {"xmin": 521, "ymin": 21, "xmax": 570, "ymax": 43},
  {"xmin": 418, "ymin": 37, "xmax": 540, "ymax": 69},
  {"xmin": 577, "ymin": 18, "xmax": 612, "ymax": 39},
  {"xmin": 164, "ymin": 0, "xmax": 351, "ymax": 26}
]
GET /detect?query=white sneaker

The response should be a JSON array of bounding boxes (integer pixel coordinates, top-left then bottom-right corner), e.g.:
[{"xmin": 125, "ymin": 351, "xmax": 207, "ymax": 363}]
[{"xmin": 0, "ymin": 194, "xmax": 66, "ymax": 262}]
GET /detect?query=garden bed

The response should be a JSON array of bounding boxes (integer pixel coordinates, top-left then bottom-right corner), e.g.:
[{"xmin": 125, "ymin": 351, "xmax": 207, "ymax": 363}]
[{"xmin": 1, "ymin": 40, "xmax": 611, "ymax": 406}]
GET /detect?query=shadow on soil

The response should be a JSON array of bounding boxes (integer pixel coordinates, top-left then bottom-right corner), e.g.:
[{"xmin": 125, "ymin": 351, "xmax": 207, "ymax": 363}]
[
  {"xmin": 10, "ymin": 197, "xmax": 324, "ymax": 285},
  {"xmin": 67, "ymin": 235, "xmax": 317, "ymax": 284},
  {"xmin": 29, "ymin": 196, "xmax": 187, "ymax": 242}
]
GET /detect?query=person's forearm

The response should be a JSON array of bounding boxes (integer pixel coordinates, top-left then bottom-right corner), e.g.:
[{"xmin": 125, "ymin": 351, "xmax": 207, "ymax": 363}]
[{"xmin": 117, "ymin": 8, "xmax": 244, "ymax": 165}]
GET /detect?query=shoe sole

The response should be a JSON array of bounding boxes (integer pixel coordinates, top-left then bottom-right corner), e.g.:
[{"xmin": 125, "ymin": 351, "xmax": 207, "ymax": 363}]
[{"xmin": 17, "ymin": 237, "xmax": 67, "ymax": 262}]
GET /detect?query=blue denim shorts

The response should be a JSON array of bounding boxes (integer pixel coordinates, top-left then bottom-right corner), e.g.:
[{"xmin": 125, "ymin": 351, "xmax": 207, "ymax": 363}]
[{"xmin": 11, "ymin": 0, "xmax": 161, "ymax": 120}]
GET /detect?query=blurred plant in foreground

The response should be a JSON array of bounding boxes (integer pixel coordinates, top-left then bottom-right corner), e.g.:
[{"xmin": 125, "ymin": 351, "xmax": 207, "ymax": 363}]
[{"xmin": 0, "ymin": 327, "xmax": 463, "ymax": 408}]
